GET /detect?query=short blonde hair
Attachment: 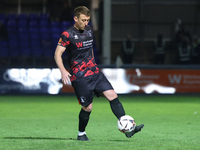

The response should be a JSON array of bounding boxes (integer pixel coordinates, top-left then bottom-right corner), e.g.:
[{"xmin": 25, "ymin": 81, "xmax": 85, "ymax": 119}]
[{"xmin": 74, "ymin": 6, "xmax": 90, "ymax": 18}]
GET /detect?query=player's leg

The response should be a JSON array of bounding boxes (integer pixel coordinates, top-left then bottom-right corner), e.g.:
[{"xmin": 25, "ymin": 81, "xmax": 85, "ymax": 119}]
[
  {"xmin": 104, "ymin": 90, "xmax": 144, "ymax": 138},
  {"xmin": 103, "ymin": 89, "xmax": 125, "ymax": 119},
  {"xmin": 95, "ymin": 72, "xmax": 144, "ymax": 138},
  {"xmin": 77, "ymin": 103, "xmax": 92, "ymax": 141},
  {"xmin": 71, "ymin": 80, "xmax": 93, "ymax": 141},
  {"xmin": 94, "ymin": 72, "xmax": 126, "ymax": 119}
]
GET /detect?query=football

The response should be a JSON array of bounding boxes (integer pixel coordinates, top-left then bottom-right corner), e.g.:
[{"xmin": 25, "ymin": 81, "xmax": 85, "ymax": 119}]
[{"xmin": 117, "ymin": 115, "xmax": 136, "ymax": 133}]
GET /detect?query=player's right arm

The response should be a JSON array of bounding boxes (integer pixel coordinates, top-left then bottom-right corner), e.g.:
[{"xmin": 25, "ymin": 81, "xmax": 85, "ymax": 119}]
[{"xmin": 54, "ymin": 45, "xmax": 71, "ymax": 84}]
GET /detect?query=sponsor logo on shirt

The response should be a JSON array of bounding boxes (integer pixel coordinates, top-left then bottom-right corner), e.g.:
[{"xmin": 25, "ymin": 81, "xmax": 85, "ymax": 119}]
[{"xmin": 75, "ymin": 40, "xmax": 93, "ymax": 49}]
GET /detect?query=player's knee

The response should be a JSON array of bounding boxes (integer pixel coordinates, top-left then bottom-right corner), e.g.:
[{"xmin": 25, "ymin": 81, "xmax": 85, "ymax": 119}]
[
  {"xmin": 82, "ymin": 103, "xmax": 93, "ymax": 112},
  {"xmin": 103, "ymin": 90, "xmax": 118, "ymax": 101}
]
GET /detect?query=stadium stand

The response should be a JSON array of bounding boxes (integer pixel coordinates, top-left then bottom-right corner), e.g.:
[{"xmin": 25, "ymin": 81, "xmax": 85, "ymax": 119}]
[{"xmin": 0, "ymin": 13, "xmax": 71, "ymax": 67}]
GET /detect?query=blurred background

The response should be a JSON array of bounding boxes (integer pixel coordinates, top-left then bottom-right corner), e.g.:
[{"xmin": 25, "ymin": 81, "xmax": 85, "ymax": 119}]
[{"xmin": 0, "ymin": 0, "xmax": 200, "ymax": 94}]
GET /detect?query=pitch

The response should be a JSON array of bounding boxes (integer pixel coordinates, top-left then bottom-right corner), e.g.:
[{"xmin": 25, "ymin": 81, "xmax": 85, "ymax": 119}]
[{"xmin": 0, "ymin": 95, "xmax": 199, "ymax": 150}]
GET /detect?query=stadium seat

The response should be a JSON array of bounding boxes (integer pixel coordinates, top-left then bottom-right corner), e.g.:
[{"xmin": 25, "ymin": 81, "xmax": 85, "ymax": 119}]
[
  {"xmin": 18, "ymin": 26, "xmax": 29, "ymax": 40},
  {"xmin": 30, "ymin": 40, "xmax": 42, "ymax": 57},
  {"xmin": 39, "ymin": 19, "xmax": 49, "ymax": 27},
  {"xmin": 41, "ymin": 32, "xmax": 51, "ymax": 40},
  {"xmin": 40, "ymin": 13, "xmax": 49, "ymax": 20},
  {"xmin": 19, "ymin": 26, "xmax": 28, "ymax": 33},
  {"xmin": 18, "ymin": 13, "xmax": 27, "ymax": 19},
  {"xmin": 19, "ymin": 39, "xmax": 31, "ymax": 57},
  {"xmin": 30, "ymin": 33, "xmax": 40, "ymax": 40},
  {"xmin": 40, "ymin": 27, "xmax": 52, "ymax": 49},
  {"xmin": 7, "ymin": 26, "xmax": 17, "ymax": 35},
  {"xmin": 29, "ymin": 19, "xmax": 39, "ymax": 27},
  {"xmin": 8, "ymin": 40, "xmax": 20, "ymax": 57},
  {"xmin": 50, "ymin": 21, "xmax": 59, "ymax": 28},
  {"xmin": 8, "ymin": 33, "xmax": 18, "ymax": 41},
  {"xmin": 18, "ymin": 19, "xmax": 28, "ymax": 28},
  {"xmin": 0, "ymin": 19, "xmax": 5, "ymax": 25},
  {"xmin": 19, "ymin": 33, "xmax": 29, "ymax": 41},
  {"xmin": 0, "ymin": 14, "xmax": 6, "ymax": 25},
  {"xmin": 6, "ymin": 19, "xmax": 17, "ymax": 28},
  {"xmin": 40, "ymin": 26, "xmax": 50, "ymax": 34},
  {"xmin": 29, "ymin": 14, "xmax": 39, "ymax": 20},
  {"xmin": 0, "ymin": 41, "xmax": 9, "ymax": 57},
  {"xmin": 0, "ymin": 40, "xmax": 9, "ymax": 65},
  {"xmin": 29, "ymin": 26, "xmax": 39, "ymax": 33},
  {"xmin": 7, "ymin": 14, "xmax": 17, "ymax": 20},
  {"xmin": 0, "ymin": 14, "xmax": 6, "ymax": 20},
  {"xmin": 43, "ymin": 44, "xmax": 54, "ymax": 59},
  {"xmin": 51, "ymin": 27, "xmax": 61, "ymax": 35},
  {"xmin": 6, "ymin": 19, "xmax": 17, "ymax": 36},
  {"xmin": 61, "ymin": 21, "xmax": 71, "ymax": 28}
]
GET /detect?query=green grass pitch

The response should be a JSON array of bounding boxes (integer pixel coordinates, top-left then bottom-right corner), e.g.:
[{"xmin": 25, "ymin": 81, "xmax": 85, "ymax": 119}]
[{"xmin": 0, "ymin": 95, "xmax": 199, "ymax": 150}]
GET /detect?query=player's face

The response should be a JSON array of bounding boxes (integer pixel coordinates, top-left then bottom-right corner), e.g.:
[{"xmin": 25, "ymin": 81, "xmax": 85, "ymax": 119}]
[{"xmin": 74, "ymin": 14, "xmax": 90, "ymax": 30}]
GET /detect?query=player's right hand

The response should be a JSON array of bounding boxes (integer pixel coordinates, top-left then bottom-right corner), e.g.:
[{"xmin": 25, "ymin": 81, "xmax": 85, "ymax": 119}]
[{"xmin": 61, "ymin": 70, "xmax": 71, "ymax": 85}]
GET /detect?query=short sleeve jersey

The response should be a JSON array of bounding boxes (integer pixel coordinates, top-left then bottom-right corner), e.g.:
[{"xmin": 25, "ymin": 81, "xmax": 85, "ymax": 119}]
[{"xmin": 58, "ymin": 25, "xmax": 99, "ymax": 81}]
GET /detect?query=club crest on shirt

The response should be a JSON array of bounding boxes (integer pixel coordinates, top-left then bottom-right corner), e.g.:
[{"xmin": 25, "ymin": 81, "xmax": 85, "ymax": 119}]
[
  {"xmin": 74, "ymin": 35, "xmax": 78, "ymax": 39},
  {"xmin": 88, "ymin": 30, "xmax": 92, "ymax": 37}
]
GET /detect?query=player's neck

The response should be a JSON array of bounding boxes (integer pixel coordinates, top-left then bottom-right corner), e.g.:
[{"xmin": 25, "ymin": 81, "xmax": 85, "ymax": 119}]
[
  {"xmin": 74, "ymin": 24, "xmax": 79, "ymax": 30},
  {"xmin": 74, "ymin": 25, "xmax": 84, "ymax": 33}
]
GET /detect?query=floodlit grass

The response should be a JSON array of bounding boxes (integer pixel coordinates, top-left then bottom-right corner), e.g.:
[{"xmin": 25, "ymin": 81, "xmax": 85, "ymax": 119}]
[{"xmin": 0, "ymin": 95, "xmax": 199, "ymax": 150}]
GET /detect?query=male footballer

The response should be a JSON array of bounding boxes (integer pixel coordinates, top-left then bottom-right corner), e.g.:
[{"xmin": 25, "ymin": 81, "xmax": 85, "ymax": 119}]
[{"xmin": 54, "ymin": 6, "xmax": 144, "ymax": 141}]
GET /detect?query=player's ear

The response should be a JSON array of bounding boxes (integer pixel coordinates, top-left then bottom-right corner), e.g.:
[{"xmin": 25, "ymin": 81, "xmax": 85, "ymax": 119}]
[{"xmin": 74, "ymin": 16, "xmax": 78, "ymax": 22}]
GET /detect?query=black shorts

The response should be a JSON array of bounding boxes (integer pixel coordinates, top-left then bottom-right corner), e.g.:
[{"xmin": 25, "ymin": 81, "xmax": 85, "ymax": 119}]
[{"xmin": 71, "ymin": 71, "xmax": 113, "ymax": 106}]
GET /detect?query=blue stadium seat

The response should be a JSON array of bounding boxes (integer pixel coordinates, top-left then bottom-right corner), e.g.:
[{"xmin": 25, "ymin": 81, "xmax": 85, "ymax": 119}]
[
  {"xmin": 40, "ymin": 14, "xmax": 49, "ymax": 20},
  {"xmin": 29, "ymin": 26, "xmax": 40, "ymax": 40},
  {"xmin": 8, "ymin": 40, "xmax": 20, "ymax": 57},
  {"xmin": 43, "ymin": 45, "xmax": 54, "ymax": 58},
  {"xmin": 0, "ymin": 14, "xmax": 6, "ymax": 20},
  {"xmin": 18, "ymin": 26, "xmax": 28, "ymax": 33},
  {"xmin": 0, "ymin": 19, "xmax": 5, "ymax": 25},
  {"xmin": 6, "ymin": 19, "xmax": 17, "ymax": 36},
  {"xmin": 30, "ymin": 40, "xmax": 42, "ymax": 57},
  {"xmin": 51, "ymin": 27, "xmax": 61, "ymax": 35},
  {"xmin": 0, "ymin": 14, "xmax": 6, "ymax": 25},
  {"xmin": 40, "ymin": 27, "xmax": 51, "ymax": 46},
  {"xmin": 7, "ymin": 14, "xmax": 17, "ymax": 20},
  {"xmin": 29, "ymin": 19, "xmax": 39, "ymax": 27},
  {"xmin": 18, "ymin": 27, "xmax": 29, "ymax": 40},
  {"xmin": 19, "ymin": 39, "xmax": 31, "ymax": 57},
  {"xmin": 30, "ymin": 33, "xmax": 40, "ymax": 40},
  {"xmin": 0, "ymin": 41, "xmax": 9, "ymax": 57},
  {"xmin": 29, "ymin": 14, "xmax": 39, "ymax": 20},
  {"xmin": 19, "ymin": 32, "xmax": 29, "ymax": 40},
  {"xmin": 7, "ymin": 26, "xmax": 17, "ymax": 35},
  {"xmin": 40, "ymin": 27, "xmax": 49, "ymax": 33},
  {"xmin": 39, "ymin": 19, "xmax": 49, "ymax": 27},
  {"xmin": 18, "ymin": 13, "xmax": 27, "ymax": 20},
  {"xmin": 6, "ymin": 19, "xmax": 17, "ymax": 28},
  {"xmin": 18, "ymin": 19, "xmax": 28, "ymax": 27},
  {"xmin": 8, "ymin": 33, "xmax": 18, "ymax": 41},
  {"xmin": 61, "ymin": 21, "xmax": 71, "ymax": 28},
  {"xmin": 41, "ymin": 33, "xmax": 51, "ymax": 41},
  {"xmin": 29, "ymin": 26, "xmax": 39, "ymax": 33},
  {"xmin": 50, "ymin": 21, "xmax": 59, "ymax": 28},
  {"xmin": 42, "ymin": 41, "xmax": 53, "ymax": 57}
]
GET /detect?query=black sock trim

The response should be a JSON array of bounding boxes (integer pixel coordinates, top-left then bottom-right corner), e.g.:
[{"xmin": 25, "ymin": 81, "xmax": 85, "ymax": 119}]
[{"xmin": 109, "ymin": 98, "xmax": 120, "ymax": 105}]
